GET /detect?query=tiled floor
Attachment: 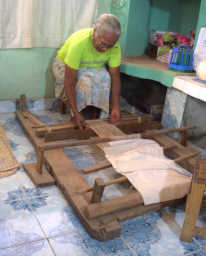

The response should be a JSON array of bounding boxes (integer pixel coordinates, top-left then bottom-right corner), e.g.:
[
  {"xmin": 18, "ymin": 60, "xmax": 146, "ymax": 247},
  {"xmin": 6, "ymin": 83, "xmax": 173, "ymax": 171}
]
[{"xmin": 0, "ymin": 107, "xmax": 206, "ymax": 256}]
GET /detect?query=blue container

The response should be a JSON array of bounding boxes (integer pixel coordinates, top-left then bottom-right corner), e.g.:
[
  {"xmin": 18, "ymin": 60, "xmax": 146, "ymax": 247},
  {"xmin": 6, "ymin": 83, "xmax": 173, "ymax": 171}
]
[{"xmin": 169, "ymin": 44, "xmax": 194, "ymax": 72}]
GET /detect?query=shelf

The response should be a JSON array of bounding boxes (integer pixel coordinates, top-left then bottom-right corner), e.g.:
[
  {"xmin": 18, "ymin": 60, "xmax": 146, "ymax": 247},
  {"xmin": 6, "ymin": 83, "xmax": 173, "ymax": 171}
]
[{"xmin": 120, "ymin": 55, "xmax": 195, "ymax": 88}]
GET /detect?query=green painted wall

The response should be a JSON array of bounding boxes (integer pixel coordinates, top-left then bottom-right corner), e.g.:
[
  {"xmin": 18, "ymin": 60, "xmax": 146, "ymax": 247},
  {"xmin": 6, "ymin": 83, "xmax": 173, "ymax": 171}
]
[
  {"xmin": 125, "ymin": 0, "xmax": 150, "ymax": 56},
  {"xmin": 0, "ymin": 48, "xmax": 56, "ymax": 100},
  {"xmin": 149, "ymin": 0, "xmax": 200, "ymax": 35},
  {"xmin": 112, "ymin": 0, "xmax": 201, "ymax": 57}
]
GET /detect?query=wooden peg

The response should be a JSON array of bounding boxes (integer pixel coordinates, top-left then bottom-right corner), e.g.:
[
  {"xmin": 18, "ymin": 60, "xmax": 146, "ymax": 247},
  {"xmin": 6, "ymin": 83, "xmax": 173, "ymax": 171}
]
[
  {"xmin": 36, "ymin": 149, "xmax": 44, "ymax": 174},
  {"xmin": 91, "ymin": 178, "xmax": 105, "ymax": 203}
]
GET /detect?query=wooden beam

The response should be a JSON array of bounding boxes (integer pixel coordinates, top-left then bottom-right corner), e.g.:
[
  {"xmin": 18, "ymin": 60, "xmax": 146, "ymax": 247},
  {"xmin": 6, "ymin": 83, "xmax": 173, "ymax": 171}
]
[
  {"xmin": 44, "ymin": 127, "xmax": 96, "ymax": 142},
  {"xmin": 82, "ymin": 160, "xmax": 111, "ymax": 174},
  {"xmin": 85, "ymin": 192, "xmax": 143, "ymax": 219},
  {"xmin": 174, "ymin": 152, "xmax": 200, "ymax": 163},
  {"xmin": 35, "ymin": 114, "xmax": 155, "ymax": 138},
  {"xmin": 40, "ymin": 134, "xmax": 141, "ymax": 151},
  {"xmin": 23, "ymin": 111, "xmax": 44, "ymax": 126},
  {"xmin": 141, "ymin": 125, "xmax": 195, "ymax": 139}
]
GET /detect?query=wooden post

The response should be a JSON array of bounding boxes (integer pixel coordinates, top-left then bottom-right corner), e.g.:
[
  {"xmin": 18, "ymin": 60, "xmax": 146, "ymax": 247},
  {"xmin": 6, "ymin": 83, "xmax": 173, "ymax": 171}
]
[
  {"xmin": 180, "ymin": 130, "xmax": 187, "ymax": 146},
  {"xmin": 20, "ymin": 94, "xmax": 27, "ymax": 112},
  {"xmin": 36, "ymin": 149, "xmax": 44, "ymax": 174},
  {"xmin": 59, "ymin": 99, "xmax": 67, "ymax": 114},
  {"xmin": 91, "ymin": 178, "xmax": 105, "ymax": 203},
  {"xmin": 180, "ymin": 159, "xmax": 206, "ymax": 242}
]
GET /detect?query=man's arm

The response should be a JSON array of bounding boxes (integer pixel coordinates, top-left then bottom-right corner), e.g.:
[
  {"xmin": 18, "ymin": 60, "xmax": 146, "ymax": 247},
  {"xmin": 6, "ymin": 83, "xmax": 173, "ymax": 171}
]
[
  {"xmin": 64, "ymin": 65, "xmax": 86, "ymax": 130},
  {"xmin": 109, "ymin": 66, "xmax": 121, "ymax": 124}
]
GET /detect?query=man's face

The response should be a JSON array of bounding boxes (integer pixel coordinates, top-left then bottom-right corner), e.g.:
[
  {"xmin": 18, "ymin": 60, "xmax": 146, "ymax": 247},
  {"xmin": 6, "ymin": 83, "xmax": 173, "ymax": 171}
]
[{"xmin": 94, "ymin": 31, "xmax": 119, "ymax": 52}]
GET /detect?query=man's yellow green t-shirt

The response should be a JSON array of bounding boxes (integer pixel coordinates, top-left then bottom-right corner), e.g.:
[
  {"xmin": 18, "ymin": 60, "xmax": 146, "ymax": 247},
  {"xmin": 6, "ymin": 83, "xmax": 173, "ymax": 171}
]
[{"xmin": 57, "ymin": 28, "xmax": 121, "ymax": 70}]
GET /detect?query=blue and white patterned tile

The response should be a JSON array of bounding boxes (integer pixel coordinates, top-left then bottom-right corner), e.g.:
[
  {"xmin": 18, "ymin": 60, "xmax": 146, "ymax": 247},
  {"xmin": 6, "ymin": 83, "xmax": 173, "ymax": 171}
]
[
  {"xmin": 16, "ymin": 169, "xmax": 37, "ymax": 189},
  {"xmin": 63, "ymin": 147, "xmax": 96, "ymax": 169},
  {"xmin": 32, "ymin": 110, "xmax": 69, "ymax": 124},
  {"xmin": 80, "ymin": 232, "xmax": 135, "ymax": 256},
  {"xmin": 120, "ymin": 211, "xmax": 201, "ymax": 256},
  {"xmin": 49, "ymin": 231, "xmax": 134, "ymax": 256},
  {"xmin": 0, "ymin": 173, "xmax": 22, "ymax": 201},
  {"xmin": 0, "ymin": 101, "xmax": 16, "ymax": 114},
  {"xmin": 0, "ymin": 98, "xmax": 56, "ymax": 114},
  {"xmin": 28, "ymin": 98, "xmax": 54, "ymax": 112},
  {"xmin": 31, "ymin": 186, "xmax": 84, "ymax": 238},
  {"xmin": 49, "ymin": 233, "xmax": 89, "ymax": 256},
  {"xmin": 0, "ymin": 239, "xmax": 54, "ymax": 256},
  {"xmin": 5, "ymin": 133, "xmax": 34, "ymax": 164},
  {"xmin": 0, "ymin": 199, "xmax": 44, "ymax": 249}
]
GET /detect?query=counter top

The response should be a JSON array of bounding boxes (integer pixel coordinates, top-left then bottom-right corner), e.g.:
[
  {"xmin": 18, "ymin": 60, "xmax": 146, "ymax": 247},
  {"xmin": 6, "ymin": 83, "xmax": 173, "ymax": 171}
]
[{"xmin": 120, "ymin": 55, "xmax": 194, "ymax": 88}]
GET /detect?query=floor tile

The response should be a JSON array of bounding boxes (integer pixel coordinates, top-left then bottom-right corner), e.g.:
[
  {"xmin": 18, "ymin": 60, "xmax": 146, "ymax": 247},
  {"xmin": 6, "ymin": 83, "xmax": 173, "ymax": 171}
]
[
  {"xmin": 120, "ymin": 211, "xmax": 201, "ymax": 256},
  {"xmin": 0, "ymin": 200, "xmax": 44, "ymax": 249},
  {"xmin": 49, "ymin": 233, "xmax": 89, "ymax": 256},
  {"xmin": 49, "ymin": 232, "xmax": 135, "ymax": 256},
  {"xmin": 0, "ymin": 239, "xmax": 54, "ymax": 256},
  {"xmin": 31, "ymin": 187, "xmax": 84, "ymax": 238},
  {"xmin": 0, "ymin": 173, "xmax": 22, "ymax": 201}
]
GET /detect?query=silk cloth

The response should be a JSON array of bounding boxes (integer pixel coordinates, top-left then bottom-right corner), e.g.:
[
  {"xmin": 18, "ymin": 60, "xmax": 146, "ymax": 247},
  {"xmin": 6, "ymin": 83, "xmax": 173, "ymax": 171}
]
[{"xmin": 103, "ymin": 138, "xmax": 192, "ymax": 205}]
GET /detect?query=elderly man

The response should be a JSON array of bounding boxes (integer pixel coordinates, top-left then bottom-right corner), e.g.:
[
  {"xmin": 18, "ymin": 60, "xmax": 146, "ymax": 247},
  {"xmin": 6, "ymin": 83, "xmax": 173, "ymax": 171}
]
[{"xmin": 53, "ymin": 14, "xmax": 121, "ymax": 130}]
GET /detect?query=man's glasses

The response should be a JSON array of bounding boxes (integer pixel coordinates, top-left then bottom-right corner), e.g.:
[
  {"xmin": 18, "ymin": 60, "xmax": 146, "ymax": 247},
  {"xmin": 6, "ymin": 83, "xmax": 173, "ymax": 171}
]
[{"xmin": 97, "ymin": 41, "xmax": 114, "ymax": 49}]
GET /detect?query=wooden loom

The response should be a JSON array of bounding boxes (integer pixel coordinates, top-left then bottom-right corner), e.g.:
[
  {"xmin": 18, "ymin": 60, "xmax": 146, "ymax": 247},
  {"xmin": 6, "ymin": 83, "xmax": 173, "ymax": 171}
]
[{"xmin": 16, "ymin": 95, "xmax": 202, "ymax": 241}]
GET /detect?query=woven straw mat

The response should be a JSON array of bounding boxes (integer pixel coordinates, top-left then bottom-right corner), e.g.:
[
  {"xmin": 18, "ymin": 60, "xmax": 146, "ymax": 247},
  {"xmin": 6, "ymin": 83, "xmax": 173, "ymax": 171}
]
[{"xmin": 0, "ymin": 124, "xmax": 19, "ymax": 177}]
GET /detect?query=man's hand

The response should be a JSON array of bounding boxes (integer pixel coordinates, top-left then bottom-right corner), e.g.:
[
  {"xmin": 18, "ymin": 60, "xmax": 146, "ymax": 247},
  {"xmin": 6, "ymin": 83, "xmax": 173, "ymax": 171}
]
[
  {"xmin": 110, "ymin": 107, "xmax": 120, "ymax": 124},
  {"xmin": 74, "ymin": 112, "xmax": 86, "ymax": 130}
]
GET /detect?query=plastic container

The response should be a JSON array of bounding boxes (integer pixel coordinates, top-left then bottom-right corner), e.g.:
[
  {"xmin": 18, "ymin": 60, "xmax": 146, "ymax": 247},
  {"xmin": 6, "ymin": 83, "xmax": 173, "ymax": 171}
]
[{"xmin": 169, "ymin": 44, "xmax": 194, "ymax": 72}]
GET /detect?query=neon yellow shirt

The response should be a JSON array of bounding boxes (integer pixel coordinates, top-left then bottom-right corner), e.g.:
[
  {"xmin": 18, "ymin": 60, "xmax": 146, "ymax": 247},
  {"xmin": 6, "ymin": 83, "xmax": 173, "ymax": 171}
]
[{"xmin": 57, "ymin": 28, "xmax": 121, "ymax": 70}]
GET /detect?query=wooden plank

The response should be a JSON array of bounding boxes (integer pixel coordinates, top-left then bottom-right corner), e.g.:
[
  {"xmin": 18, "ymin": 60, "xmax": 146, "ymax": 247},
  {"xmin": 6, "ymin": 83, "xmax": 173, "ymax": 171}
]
[
  {"xmin": 44, "ymin": 149, "xmax": 91, "ymax": 193},
  {"xmin": 23, "ymin": 163, "xmax": 55, "ymax": 186}
]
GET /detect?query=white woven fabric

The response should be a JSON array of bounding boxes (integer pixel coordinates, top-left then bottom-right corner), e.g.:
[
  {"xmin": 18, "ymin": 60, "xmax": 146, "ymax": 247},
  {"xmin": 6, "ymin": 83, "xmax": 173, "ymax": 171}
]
[{"xmin": 103, "ymin": 138, "xmax": 192, "ymax": 205}]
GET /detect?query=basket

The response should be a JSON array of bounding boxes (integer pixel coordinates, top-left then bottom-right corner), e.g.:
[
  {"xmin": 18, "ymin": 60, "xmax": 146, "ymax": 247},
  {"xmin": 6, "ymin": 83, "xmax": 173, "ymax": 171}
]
[{"xmin": 169, "ymin": 44, "xmax": 194, "ymax": 72}]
